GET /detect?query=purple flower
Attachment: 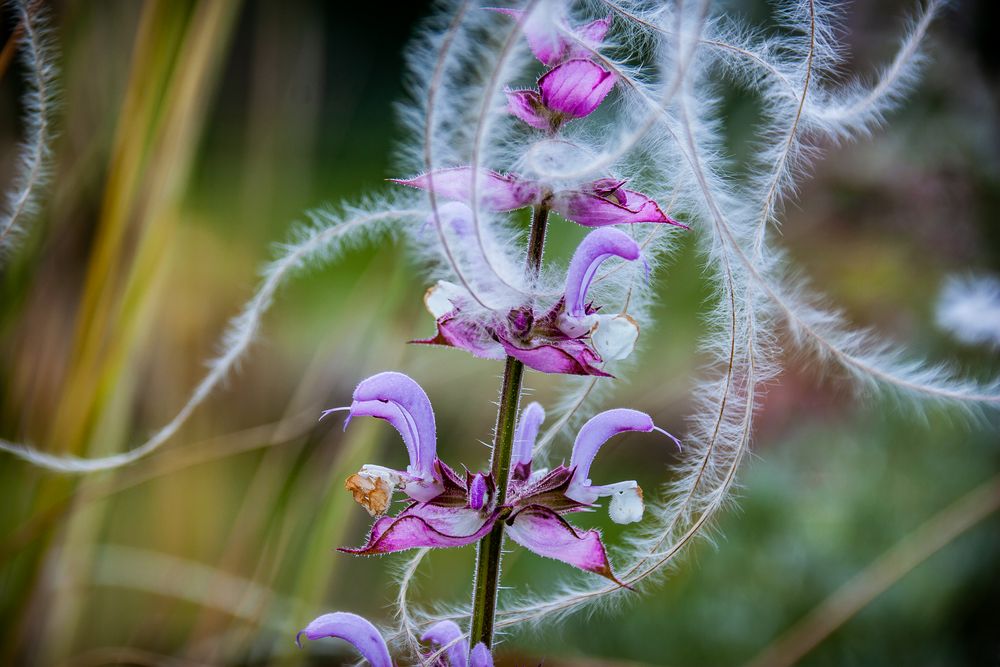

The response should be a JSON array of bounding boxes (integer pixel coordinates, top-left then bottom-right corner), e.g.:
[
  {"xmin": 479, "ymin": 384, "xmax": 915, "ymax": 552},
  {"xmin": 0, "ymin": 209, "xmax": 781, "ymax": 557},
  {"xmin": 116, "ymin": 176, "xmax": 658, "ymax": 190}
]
[
  {"xmin": 296, "ymin": 612, "xmax": 392, "ymax": 666},
  {"xmin": 423, "ymin": 620, "xmax": 494, "ymax": 667},
  {"xmin": 506, "ymin": 59, "xmax": 616, "ymax": 130},
  {"xmin": 393, "ymin": 167, "xmax": 685, "ymax": 228},
  {"xmin": 325, "ymin": 372, "xmax": 445, "ymax": 509},
  {"xmin": 331, "ymin": 374, "xmax": 680, "ymax": 584},
  {"xmin": 488, "ymin": 7, "xmax": 611, "ymax": 67},
  {"xmin": 297, "ymin": 613, "xmax": 493, "ymax": 666},
  {"xmin": 416, "ymin": 227, "xmax": 647, "ymax": 374}
]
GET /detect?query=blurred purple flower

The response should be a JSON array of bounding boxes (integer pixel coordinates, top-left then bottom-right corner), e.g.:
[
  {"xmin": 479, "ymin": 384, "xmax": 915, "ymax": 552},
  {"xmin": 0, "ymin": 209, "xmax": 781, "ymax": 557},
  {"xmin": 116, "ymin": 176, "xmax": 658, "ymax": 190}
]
[
  {"xmin": 488, "ymin": 7, "xmax": 611, "ymax": 66},
  {"xmin": 297, "ymin": 613, "xmax": 494, "ymax": 666}
]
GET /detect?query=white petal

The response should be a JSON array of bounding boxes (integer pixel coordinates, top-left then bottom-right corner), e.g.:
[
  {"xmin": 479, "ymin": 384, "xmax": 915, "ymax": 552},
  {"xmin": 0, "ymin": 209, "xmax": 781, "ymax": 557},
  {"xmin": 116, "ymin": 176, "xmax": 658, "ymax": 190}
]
[
  {"xmin": 591, "ymin": 314, "xmax": 639, "ymax": 360},
  {"xmin": 556, "ymin": 312, "xmax": 597, "ymax": 338},
  {"xmin": 424, "ymin": 280, "xmax": 466, "ymax": 318},
  {"xmin": 608, "ymin": 485, "xmax": 644, "ymax": 524}
]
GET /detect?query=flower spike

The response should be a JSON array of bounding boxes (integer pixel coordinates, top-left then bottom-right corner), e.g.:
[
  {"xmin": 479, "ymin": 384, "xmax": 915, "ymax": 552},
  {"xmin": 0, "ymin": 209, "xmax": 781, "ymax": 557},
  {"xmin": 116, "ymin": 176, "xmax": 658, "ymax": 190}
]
[{"xmin": 296, "ymin": 612, "xmax": 392, "ymax": 667}]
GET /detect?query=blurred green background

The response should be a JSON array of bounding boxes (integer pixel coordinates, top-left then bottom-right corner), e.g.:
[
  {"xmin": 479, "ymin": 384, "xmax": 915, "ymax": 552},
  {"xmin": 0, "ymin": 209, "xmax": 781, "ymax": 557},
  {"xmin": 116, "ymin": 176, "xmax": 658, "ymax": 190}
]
[{"xmin": 1, "ymin": 1, "xmax": 998, "ymax": 665}]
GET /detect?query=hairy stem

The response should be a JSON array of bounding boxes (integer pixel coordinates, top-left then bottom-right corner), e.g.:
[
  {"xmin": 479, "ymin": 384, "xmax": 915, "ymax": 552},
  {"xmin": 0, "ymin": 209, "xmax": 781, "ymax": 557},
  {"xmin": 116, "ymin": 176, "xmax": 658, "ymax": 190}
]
[{"xmin": 469, "ymin": 203, "xmax": 549, "ymax": 648}]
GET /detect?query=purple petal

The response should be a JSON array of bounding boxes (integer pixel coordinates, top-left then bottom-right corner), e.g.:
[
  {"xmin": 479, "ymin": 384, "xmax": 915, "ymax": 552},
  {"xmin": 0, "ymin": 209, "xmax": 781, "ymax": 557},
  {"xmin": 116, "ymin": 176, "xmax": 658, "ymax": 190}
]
[
  {"xmin": 422, "ymin": 620, "xmax": 469, "ymax": 667},
  {"xmin": 577, "ymin": 15, "xmax": 612, "ymax": 46},
  {"xmin": 496, "ymin": 332, "xmax": 611, "ymax": 377},
  {"xmin": 412, "ymin": 315, "xmax": 506, "ymax": 361},
  {"xmin": 392, "ymin": 167, "xmax": 542, "ymax": 211},
  {"xmin": 564, "ymin": 228, "xmax": 642, "ymax": 318},
  {"xmin": 507, "ymin": 504, "xmax": 625, "ymax": 585},
  {"xmin": 539, "ymin": 59, "xmax": 615, "ymax": 119},
  {"xmin": 505, "ymin": 89, "xmax": 551, "ymax": 130},
  {"xmin": 469, "ymin": 643, "xmax": 494, "ymax": 667},
  {"xmin": 553, "ymin": 186, "xmax": 685, "ymax": 228},
  {"xmin": 568, "ymin": 408, "xmax": 654, "ymax": 503},
  {"xmin": 341, "ymin": 505, "xmax": 498, "ymax": 555},
  {"xmin": 350, "ymin": 372, "xmax": 441, "ymax": 500},
  {"xmin": 513, "ymin": 401, "xmax": 546, "ymax": 466},
  {"xmin": 296, "ymin": 612, "xmax": 392, "ymax": 667}
]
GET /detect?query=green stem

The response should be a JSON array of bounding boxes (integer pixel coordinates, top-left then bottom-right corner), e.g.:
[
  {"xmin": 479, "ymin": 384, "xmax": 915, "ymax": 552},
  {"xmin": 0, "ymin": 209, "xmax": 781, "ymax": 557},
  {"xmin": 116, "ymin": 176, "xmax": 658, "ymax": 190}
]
[{"xmin": 468, "ymin": 203, "xmax": 549, "ymax": 648}]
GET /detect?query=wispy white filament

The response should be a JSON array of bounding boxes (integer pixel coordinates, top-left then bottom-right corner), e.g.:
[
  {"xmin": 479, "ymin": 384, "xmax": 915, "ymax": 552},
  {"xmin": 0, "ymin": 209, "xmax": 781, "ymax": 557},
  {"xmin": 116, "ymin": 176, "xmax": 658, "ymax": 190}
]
[
  {"xmin": 0, "ymin": 0, "xmax": 57, "ymax": 264},
  {"xmin": 0, "ymin": 208, "xmax": 421, "ymax": 472}
]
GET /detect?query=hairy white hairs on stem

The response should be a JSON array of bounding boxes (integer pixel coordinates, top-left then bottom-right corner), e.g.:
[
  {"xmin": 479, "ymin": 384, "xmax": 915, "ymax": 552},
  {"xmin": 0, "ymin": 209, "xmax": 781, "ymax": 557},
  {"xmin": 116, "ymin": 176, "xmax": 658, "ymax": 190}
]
[{"xmin": 0, "ymin": 0, "xmax": 57, "ymax": 264}]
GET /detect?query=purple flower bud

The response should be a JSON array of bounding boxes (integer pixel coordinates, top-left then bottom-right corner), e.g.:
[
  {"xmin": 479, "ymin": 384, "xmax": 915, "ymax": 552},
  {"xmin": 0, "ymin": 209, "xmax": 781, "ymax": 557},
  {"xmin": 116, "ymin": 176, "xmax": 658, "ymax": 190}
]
[
  {"xmin": 468, "ymin": 472, "xmax": 488, "ymax": 510},
  {"xmin": 470, "ymin": 642, "xmax": 494, "ymax": 667},
  {"xmin": 538, "ymin": 59, "xmax": 616, "ymax": 120},
  {"xmin": 513, "ymin": 401, "xmax": 546, "ymax": 467},
  {"xmin": 422, "ymin": 620, "xmax": 469, "ymax": 667}
]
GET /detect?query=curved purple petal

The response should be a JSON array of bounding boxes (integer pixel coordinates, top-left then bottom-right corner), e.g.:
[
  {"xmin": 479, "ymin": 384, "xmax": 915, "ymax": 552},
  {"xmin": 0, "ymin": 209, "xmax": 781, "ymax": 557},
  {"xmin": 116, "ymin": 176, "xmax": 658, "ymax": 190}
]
[
  {"xmin": 568, "ymin": 408, "xmax": 654, "ymax": 503},
  {"xmin": 513, "ymin": 401, "xmax": 546, "ymax": 466},
  {"xmin": 507, "ymin": 504, "xmax": 625, "ymax": 585},
  {"xmin": 469, "ymin": 643, "xmax": 494, "ymax": 667},
  {"xmin": 350, "ymin": 372, "xmax": 441, "ymax": 500},
  {"xmin": 296, "ymin": 612, "xmax": 392, "ymax": 667},
  {"xmin": 564, "ymin": 228, "xmax": 642, "ymax": 318},
  {"xmin": 539, "ymin": 59, "xmax": 615, "ymax": 119},
  {"xmin": 505, "ymin": 89, "xmax": 551, "ymax": 130},
  {"xmin": 392, "ymin": 167, "xmax": 542, "ymax": 211},
  {"xmin": 422, "ymin": 620, "xmax": 469, "ymax": 667},
  {"xmin": 341, "ymin": 505, "xmax": 498, "ymax": 555}
]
